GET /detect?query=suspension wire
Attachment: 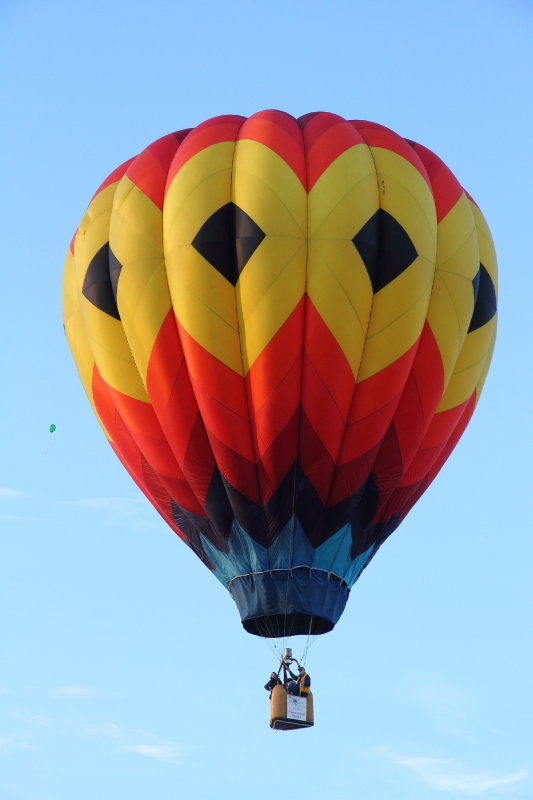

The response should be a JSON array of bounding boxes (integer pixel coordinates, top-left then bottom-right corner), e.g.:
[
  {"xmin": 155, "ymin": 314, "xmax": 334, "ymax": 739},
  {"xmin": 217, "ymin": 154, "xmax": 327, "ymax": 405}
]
[
  {"xmin": 301, "ymin": 633, "xmax": 318, "ymax": 667},
  {"xmin": 266, "ymin": 620, "xmax": 278, "ymax": 644},
  {"xmin": 261, "ymin": 631, "xmax": 282, "ymax": 662},
  {"xmin": 300, "ymin": 615, "xmax": 314, "ymax": 667},
  {"xmin": 257, "ymin": 610, "xmax": 285, "ymax": 664},
  {"xmin": 259, "ymin": 616, "xmax": 271, "ymax": 640},
  {"xmin": 264, "ymin": 610, "xmax": 278, "ymax": 642},
  {"xmin": 258, "ymin": 617, "xmax": 278, "ymax": 658}
]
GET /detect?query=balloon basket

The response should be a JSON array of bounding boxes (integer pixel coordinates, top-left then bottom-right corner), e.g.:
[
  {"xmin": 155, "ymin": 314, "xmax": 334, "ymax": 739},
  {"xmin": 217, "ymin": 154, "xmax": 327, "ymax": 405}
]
[{"xmin": 269, "ymin": 685, "xmax": 314, "ymax": 731}]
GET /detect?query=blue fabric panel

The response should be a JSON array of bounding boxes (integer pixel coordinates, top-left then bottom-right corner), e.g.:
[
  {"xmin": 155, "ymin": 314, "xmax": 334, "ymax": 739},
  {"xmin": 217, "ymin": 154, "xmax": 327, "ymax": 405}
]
[
  {"xmin": 228, "ymin": 567, "xmax": 350, "ymax": 628},
  {"xmin": 200, "ymin": 516, "xmax": 375, "ymax": 589}
]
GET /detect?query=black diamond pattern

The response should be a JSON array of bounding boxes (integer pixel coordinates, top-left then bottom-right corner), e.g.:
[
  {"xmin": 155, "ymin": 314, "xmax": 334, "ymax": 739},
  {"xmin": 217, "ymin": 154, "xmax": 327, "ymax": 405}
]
[
  {"xmin": 82, "ymin": 243, "xmax": 120, "ymax": 320},
  {"xmin": 469, "ymin": 263, "xmax": 497, "ymax": 332},
  {"xmin": 353, "ymin": 208, "xmax": 418, "ymax": 293},
  {"xmin": 191, "ymin": 202, "xmax": 265, "ymax": 285},
  {"xmin": 109, "ymin": 248, "xmax": 123, "ymax": 304}
]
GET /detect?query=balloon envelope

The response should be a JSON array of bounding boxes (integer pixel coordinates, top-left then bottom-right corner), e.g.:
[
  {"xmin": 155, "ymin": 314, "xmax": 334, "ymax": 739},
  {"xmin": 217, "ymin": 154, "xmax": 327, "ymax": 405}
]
[{"xmin": 63, "ymin": 112, "xmax": 497, "ymax": 637}]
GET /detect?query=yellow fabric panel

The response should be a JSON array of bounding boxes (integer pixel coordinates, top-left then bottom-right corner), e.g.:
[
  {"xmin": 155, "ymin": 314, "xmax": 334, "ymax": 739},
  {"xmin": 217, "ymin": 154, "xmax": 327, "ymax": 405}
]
[
  {"xmin": 164, "ymin": 142, "xmax": 242, "ymax": 373},
  {"xmin": 63, "ymin": 246, "xmax": 82, "ymax": 347},
  {"xmin": 358, "ymin": 257, "xmax": 434, "ymax": 381},
  {"xmin": 74, "ymin": 185, "xmax": 149, "ymax": 403},
  {"xmin": 237, "ymin": 242, "xmax": 306, "ymax": 373},
  {"xmin": 367, "ymin": 148, "xmax": 437, "ymax": 257},
  {"xmin": 426, "ymin": 193, "xmax": 480, "ymax": 388},
  {"xmin": 474, "ymin": 328, "xmax": 497, "ymax": 404},
  {"xmin": 170, "ymin": 268, "xmax": 240, "ymax": 368},
  {"xmin": 308, "ymin": 147, "xmax": 378, "ymax": 237},
  {"xmin": 307, "ymin": 239, "xmax": 373, "ymax": 373},
  {"xmin": 307, "ymin": 146, "xmax": 378, "ymax": 373},
  {"xmin": 433, "ymin": 193, "xmax": 478, "ymax": 269},
  {"xmin": 164, "ymin": 142, "xmax": 236, "ymax": 240},
  {"xmin": 109, "ymin": 177, "xmax": 170, "ymax": 385},
  {"xmin": 232, "ymin": 139, "xmax": 307, "ymax": 371},
  {"xmin": 232, "ymin": 139, "xmax": 306, "ymax": 236},
  {"xmin": 470, "ymin": 198, "xmax": 498, "ymax": 404},
  {"xmin": 436, "ymin": 195, "xmax": 498, "ymax": 412},
  {"xmin": 470, "ymin": 200, "xmax": 498, "ymax": 288},
  {"xmin": 355, "ymin": 147, "xmax": 436, "ymax": 381},
  {"xmin": 62, "ymin": 246, "xmax": 110, "ymax": 438},
  {"xmin": 437, "ymin": 317, "xmax": 497, "ymax": 411}
]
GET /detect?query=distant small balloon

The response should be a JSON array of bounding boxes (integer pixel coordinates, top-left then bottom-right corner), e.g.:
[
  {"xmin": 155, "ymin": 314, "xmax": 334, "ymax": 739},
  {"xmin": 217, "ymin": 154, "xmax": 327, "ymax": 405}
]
[{"xmin": 49, "ymin": 424, "xmax": 56, "ymax": 433}]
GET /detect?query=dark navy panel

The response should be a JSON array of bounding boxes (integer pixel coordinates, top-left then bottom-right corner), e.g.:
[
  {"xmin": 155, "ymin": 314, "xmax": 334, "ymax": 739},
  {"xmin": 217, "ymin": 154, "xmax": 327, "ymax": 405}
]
[
  {"xmin": 229, "ymin": 567, "xmax": 350, "ymax": 637},
  {"xmin": 353, "ymin": 208, "xmax": 418, "ymax": 293},
  {"xmin": 82, "ymin": 242, "xmax": 120, "ymax": 319},
  {"xmin": 469, "ymin": 263, "xmax": 497, "ymax": 332},
  {"xmin": 109, "ymin": 247, "xmax": 123, "ymax": 302},
  {"xmin": 191, "ymin": 202, "xmax": 265, "ymax": 285}
]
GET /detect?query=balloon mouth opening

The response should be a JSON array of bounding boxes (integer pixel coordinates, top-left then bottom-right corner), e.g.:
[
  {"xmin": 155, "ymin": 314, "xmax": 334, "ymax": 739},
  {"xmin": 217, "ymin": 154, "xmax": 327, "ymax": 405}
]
[
  {"xmin": 242, "ymin": 613, "xmax": 334, "ymax": 638},
  {"xmin": 228, "ymin": 567, "xmax": 350, "ymax": 637}
]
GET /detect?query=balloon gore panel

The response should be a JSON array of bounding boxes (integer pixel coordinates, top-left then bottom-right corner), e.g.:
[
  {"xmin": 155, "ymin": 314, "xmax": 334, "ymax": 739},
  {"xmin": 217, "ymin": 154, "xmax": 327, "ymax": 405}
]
[{"xmin": 63, "ymin": 112, "xmax": 497, "ymax": 636}]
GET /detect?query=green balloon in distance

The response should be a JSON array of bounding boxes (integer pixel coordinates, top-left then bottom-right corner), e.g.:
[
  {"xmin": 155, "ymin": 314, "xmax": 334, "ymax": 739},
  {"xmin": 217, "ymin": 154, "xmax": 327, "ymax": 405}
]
[{"xmin": 49, "ymin": 424, "xmax": 56, "ymax": 433}]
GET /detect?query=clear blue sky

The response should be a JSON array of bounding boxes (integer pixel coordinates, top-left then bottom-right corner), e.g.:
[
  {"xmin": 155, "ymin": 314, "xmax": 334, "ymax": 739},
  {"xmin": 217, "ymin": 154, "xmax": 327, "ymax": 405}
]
[{"xmin": 1, "ymin": 1, "xmax": 532, "ymax": 798}]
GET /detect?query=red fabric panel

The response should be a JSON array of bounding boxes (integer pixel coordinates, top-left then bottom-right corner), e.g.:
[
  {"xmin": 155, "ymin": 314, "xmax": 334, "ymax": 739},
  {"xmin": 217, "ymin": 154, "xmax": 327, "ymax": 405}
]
[
  {"xmin": 400, "ymin": 393, "xmax": 475, "ymax": 486},
  {"xmin": 299, "ymin": 410, "xmax": 336, "ymax": 504},
  {"xmin": 92, "ymin": 365, "xmax": 192, "ymax": 539},
  {"xmin": 245, "ymin": 301, "xmax": 304, "ymax": 501},
  {"xmin": 250, "ymin": 345, "xmax": 301, "ymax": 457},
  {"xmin": 372, "ymin": 424, "xmax": 404, "ymax": 498},
  {"xmin": 165, "ymin": 115, "xmax": 245, "ymax": 192},
  {"xmin": 205, "ymin": 433, "xmax": 260, "ymax": 505},
  {"xmin": 348, "ymin": 342, "xmax": 420, "ymax": 426},
  {"xmin": 425, "ymin": 392, "xmax": 476, "ymax": 485},
  {"xmin": 92, "ymin": 366, "xmax": 204, "ymax": 516},
  {"xmin": 351, "ymin": 120, "xmax": 432, "ymax": 189},
  {"xmin": 335, "ymin": 341, "xmax": 419, "ymax": 466},
  {"xmin": 385, "ymin": 392, "xmax": 476, "ymax": 525},
  {"xmin": 327, "ymin": 444, "xmax": 381, "ymax": 506},
  {"xmin": 176, "ymin": 325, "xmax": 259, "ymax": 500},
  {"xmin": 246, "ymin": 298, "xmax": 304, "ymax": 409},
  {"xmin": 299, "ymin": 112, "xmax": 365, "ymax": 190},
  {"xmin": 299, "ymin": 297, "xmax": 356, "ymax": 498},
  {"xmin": 125, "ymin": 131, "xmax": 189, "ymax": 210},
  {"xmin": 408, "ymin": 141, "xmax": 463, "ymax": 223},
  {"xmin": 257, "ymin": 410, "xmax": 300, "ymax": 503},
  {"xmin": 147, "ymin": 311, "xmax": 215, "ymax": 507},
  {"xmin": 303, "ymin": 301, "xmax": 355, "ymax": 427},
  {"xmin": 238, "ymin": 110, "xmax": 306, "ymax": 187},
  {"xmin": 390, "ymin": 323, "xmax": 444, "ymax": 469}
]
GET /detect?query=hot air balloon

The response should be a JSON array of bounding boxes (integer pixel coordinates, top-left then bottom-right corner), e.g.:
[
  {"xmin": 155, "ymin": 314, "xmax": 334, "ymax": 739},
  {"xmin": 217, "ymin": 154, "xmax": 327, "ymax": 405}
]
[{"xmin": 62, "ymin": 111, "xmax": 497, "ymax": 644}]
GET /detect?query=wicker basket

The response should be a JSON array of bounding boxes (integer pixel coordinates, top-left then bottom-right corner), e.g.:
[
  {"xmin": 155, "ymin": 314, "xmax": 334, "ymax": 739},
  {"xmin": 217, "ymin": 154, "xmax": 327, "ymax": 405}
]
[{"xmin": 270, "ymin": 684, "xmax": 314, "ymax": 730}]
